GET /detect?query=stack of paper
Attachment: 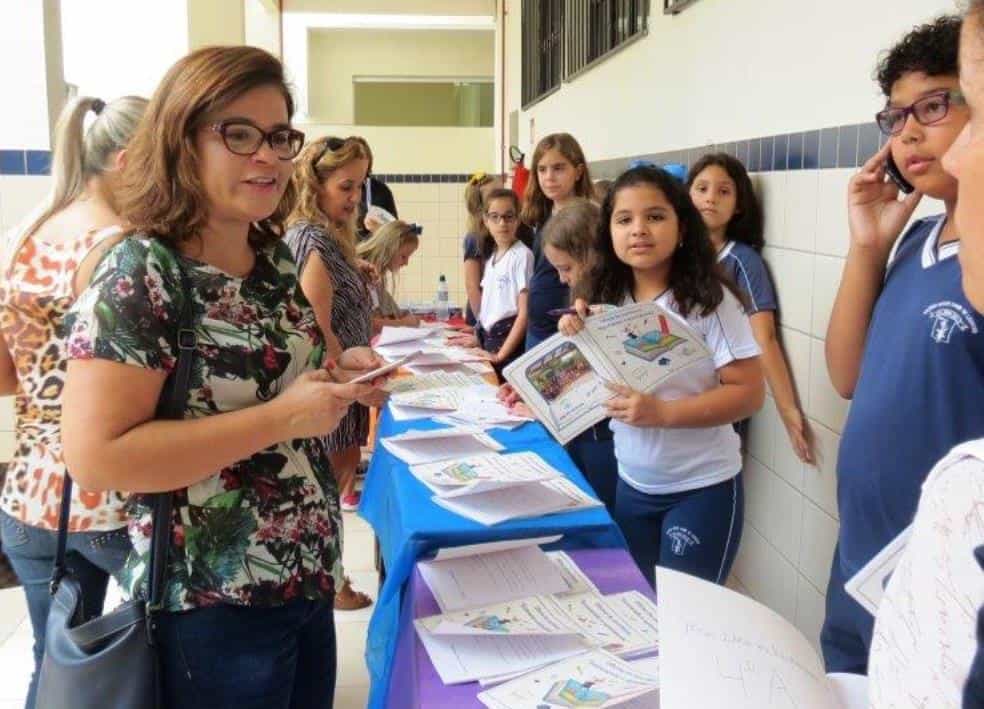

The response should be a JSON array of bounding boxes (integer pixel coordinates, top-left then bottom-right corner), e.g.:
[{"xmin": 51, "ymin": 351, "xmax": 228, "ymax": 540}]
[
  {"xmin": 417, "ymin": 537, "xmax": 593, "ymax": 614},
  {"xmin": 476, "ymin": 650, "xmax": 659, "ymax": 709},
  {"xmin": 414, "ymin": 596, "xmax": 596, "ymax": 685},
  {"xmin": 433, "ymin": 476, "xmax": 603, "ymax": 526},
  {"xmin": 379, "ymin": 427, "xmax": 505, "ymax": 465},
  {"xmin": 409, "ymin": 452, "xmax": 563, "ymax": 498},
  {"xmin": 385, "ymin": 370, "xmax": 486, "ymax": 395},
  {"xmin": 552, "ymin": 591, "xmax": 659, "ymax": 659}
]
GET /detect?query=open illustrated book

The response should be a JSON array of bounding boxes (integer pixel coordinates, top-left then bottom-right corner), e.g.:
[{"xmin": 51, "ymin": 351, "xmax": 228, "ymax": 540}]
[
  {"xmin": 503, "ymin": 302, "xmax": 712, "ymax": 444},
  {"xmin": 656, "ymin": 567, "xmax": 868, "ymax": 709}
]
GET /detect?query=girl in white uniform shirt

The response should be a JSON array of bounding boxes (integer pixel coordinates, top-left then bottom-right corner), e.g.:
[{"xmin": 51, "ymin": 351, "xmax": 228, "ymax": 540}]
[
  {"xmin": 475, "ymin": 188, "xmax": 534, "ymax": 374},
  {"xmin": 560, "ymin": 166, "xmax": 764, "ymax": 586}
]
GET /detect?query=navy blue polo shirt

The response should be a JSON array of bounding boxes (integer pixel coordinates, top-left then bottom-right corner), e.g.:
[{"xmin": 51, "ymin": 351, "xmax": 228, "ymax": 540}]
[
  {"xmin": 837, "ymin": 215, "xmax": 984, "ymax": 575},
  {"xmin": 526, "ymin": 222, "xmax": 569, "ymax": 348},
  {"xmin": 717, "ymin": 241, "xmax": 778, "ymax": 314}
]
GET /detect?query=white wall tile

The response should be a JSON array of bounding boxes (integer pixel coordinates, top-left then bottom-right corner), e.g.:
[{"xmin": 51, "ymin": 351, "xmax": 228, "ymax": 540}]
[
  {"xmin": 811, "ymin": 254, "xmax": 845, "ymax": 339},
  {"xmin": 799, "ymin": 499, "xmax": 839, "ymax": 593},
  {"xmin": 807, "ymin": 338, "xmax": 850, "ymax": 433},
  {"xmin": 772, "ymin": 415, "xmax": 806, "ymax": 493},
  {"xmin": 764, "ymin": 247, "xmax": 814, "ymax": 334},
  {"xmin": 783, "ymin": 171, "xmax": 819, "ymax": 253},
  {"xmin": 794, "ymin": 573, "xmax": 827, "ymax": 652},
  {"xmin": 747, "ymin": 394, "xmax": 777, "ymax": 470},
  {"xmin": 743, "ymin": 455, "xmax": 772, "ymax": 535},
  {"xmin": 404, "ymin": 202, "xmax": 439, "ymax": 225},
  {"xmin": 804, "ymin": 421, "xmax": 840, "ymax": 520},
  {"xmin": 814, "ymin": 169, "xmax": 852, "ymax": 258},
  {"xmin": 0, "ymin": 398, "xmax": 13, "ymax": 431},
  {"xmin": 760, "ymin": 467, "xmax": 804, "ymax": 566},
  {"xmin": 779, "ymin": 326, "xmax": 812, "ymax": 413},
  {"xmin": 757, "ymin": 172, "xmax": 788, "ymax": 249},
  {"xmin": 732, "ymin": 526, "xmax": 798, "ymax": 622},
  {"xmin": 0, "ymin": 175, "xmax": 50, "ymax": 233},
  {"xmin": 439, "ymin": 181, "xmax": 464, "ymax": 204}
]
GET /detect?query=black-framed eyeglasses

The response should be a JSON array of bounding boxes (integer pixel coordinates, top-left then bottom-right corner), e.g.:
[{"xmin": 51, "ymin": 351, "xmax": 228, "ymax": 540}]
[
  {"xmin": 485, "ymin": 212, "xmax": 517, "ymax": 224},
  {"xmin": 875, "ymin": 90, "xmax": 967, "ymax": 136},
  {"xmin": 207, "ymin": 120, "xmax": 305, "ymax": 160}
]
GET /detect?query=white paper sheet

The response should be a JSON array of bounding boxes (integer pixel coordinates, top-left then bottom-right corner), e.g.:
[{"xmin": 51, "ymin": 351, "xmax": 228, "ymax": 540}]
[
  {"xmin": 826, "ymin": 673, "xmax": 868, "ymax": 709},
  {"xmin": 376, "ymin": 325, "xmax": 437, "ymax": 346},
  {"xmin": 432, "ymin": 535, "xmax": 563, "ymax": 562},
  {"xmin": 415, "ymin": 616, "xmax": 592, "ymax": 685},
  {"xmin": 844, "ymin": 526, "xmax": 912, "ymax": 617},
  {"xmin": 348, "ymin": 350, "xmax": 419, "ymax": 383},
  {"xmin": 556, "ymin": 591, "xmax": 659, "ymax": 658},
  {"xmin": 408, "ymin": 452, "xmax": 563, "ymax": 498},
  {"xmin": 419, "ymin": 548, "xmax": 577, "ymax": 613},
  {"xmin": 477, "ymin": 649, "xmax": 660, "ymax": 709},
  {"xmin": 428, "ymin": 595, "xmax": 581, "ymax": 637},
  {"xmin": 380, "ymin": 427, "xmax": 504, "ymax": 465},
  {"xmin": 433, "ymin": 477, "xmax": 602, "ymax": 526},
  {"xmin": 546, "ymin": 551, "xmax": 601, "ymax": 597},
  {"xmin": 657, "ymin": 566, "xmax": 846, "ymax": 709}
]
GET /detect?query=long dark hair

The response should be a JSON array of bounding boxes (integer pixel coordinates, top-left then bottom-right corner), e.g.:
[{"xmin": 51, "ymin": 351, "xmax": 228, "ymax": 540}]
[
  {"xmin": 520, "ymin": 133, "xmax": 594, "ymax": 228},
  {"xmin": 585, "ymin": 166, "xmax": 728, "ymax": 318},
  {"xmin": 687, "ymin": 153, "xmax": 764, "ymax": 252}
]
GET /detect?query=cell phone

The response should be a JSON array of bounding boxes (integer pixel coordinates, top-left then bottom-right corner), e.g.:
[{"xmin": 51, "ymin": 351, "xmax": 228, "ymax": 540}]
[{"xmin": 885, "ymin": 154, "xmax": 914, "ymax": 195}]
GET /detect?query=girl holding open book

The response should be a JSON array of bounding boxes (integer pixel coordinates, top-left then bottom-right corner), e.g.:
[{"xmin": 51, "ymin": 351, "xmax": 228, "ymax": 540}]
[{"xmin": 559, "ymin": 165, "xmax": 764, "ymax": 587}]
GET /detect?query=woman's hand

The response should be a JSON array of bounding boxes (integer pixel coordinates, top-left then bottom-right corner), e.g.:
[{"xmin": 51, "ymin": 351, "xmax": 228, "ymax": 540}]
[
  {"xmin": 604, "ymin": 383, "xmax": 670, "ymax": 427},
  {"xmin": 274, "ymin": 371, "xmax": 372, "ymax": 439},
  {"xmin": 355, "ymin": 258, "xmax": 380, "ymax": 285},
  {"xmin": 447, "ymin": 332, "xmax": 480, "ymax": 348},
  {"xmin": 847, "ymin": 141, "xmax": 923, "ymax": 254},
  {"xmin": 508, "ymin": 401, "xmax": 534, "ymax": 419},
  {"xmin": 497, "ymin": 383, "xmax": 520, "ymax": 406},
  {"xmin": 336, "ymin": 346, "xmax": 383, "ymax": 372},
  {"xmin": 779, "ymin": 406, "xmax": 815, "ymax": 465}
]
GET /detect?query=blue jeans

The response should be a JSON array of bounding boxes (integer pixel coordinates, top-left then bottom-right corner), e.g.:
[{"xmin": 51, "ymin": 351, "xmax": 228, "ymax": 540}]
[
  {"xmin": 155, "ymin": 598, "xmax": 337, "ymax": 709},
  {"xmin": 614, "ymin": 474, "xmax": 744, "ymax": 587},
  {"xmin": 0, "ymin": 511, "xmax": 131, "ymax": 709}
]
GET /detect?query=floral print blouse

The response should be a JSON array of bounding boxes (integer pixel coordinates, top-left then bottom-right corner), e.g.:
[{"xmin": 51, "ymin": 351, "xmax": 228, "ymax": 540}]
[{"xmin": 66, "ymin": 236, "xmax": 341, "ymax": 611}]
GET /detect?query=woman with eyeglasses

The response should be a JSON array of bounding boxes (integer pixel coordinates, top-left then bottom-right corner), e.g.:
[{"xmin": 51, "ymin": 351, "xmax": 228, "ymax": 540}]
[
  {"xmin": 285, "ymin": 136, "xmax": 390, "ymax": 611},
  {"xmin": 60, "ymin": 47, "xmax": 385, "ymax": 707},
  {"xmin": 821, "ymin": 15, "xmax": 984, "ymax": 677}
]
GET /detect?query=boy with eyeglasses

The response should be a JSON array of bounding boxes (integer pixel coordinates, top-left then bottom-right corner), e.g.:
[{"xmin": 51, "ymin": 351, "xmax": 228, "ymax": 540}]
[{"xmin": 823, "ymin": 14, "xmax": 984, "ymax": 675}]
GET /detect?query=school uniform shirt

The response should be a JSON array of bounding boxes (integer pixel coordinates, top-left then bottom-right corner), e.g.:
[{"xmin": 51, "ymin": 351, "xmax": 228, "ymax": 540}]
[
  {"xmin": 837, "ymin": 215, "xmax": 984, "ymax": 578},
  {"xmin": 527, "ymin": 224, "xmax": 570, "ymax": 347},
  {"xmin": 462, "ymin": 225, "xmax": 535, "ymax": 325},
  {"xmin": 868, "ymin": 439, "xmax": 984, "ymax": 707},
  {"xmin": 716, "ymin": 241, "xmax": 777, "ymax": 314},
  {"xmin": 612, "ymin": 288, "xmax": 761, "ymax": 494},
  {"xmin": 478, "ymin": 241, "xmax": 533, "ymax": 332}
]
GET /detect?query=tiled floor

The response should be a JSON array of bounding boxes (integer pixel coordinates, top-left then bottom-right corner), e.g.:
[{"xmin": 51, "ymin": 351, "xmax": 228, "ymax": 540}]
[{"xmin": 0, "ymin": 508, "xmax": 378, "ymax": 709}]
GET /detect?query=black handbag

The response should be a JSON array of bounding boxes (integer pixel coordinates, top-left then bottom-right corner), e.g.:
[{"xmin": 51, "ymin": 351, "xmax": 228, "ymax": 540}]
[{"xmin": 36, "ymin": 259, "xmax": 197, "ymax": 709}]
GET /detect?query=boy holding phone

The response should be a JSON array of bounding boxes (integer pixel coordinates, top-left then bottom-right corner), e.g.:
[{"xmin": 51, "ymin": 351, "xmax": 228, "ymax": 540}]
[{"xmin": 823, "ymin": 15, "xmax": 984, "ymax": 674}]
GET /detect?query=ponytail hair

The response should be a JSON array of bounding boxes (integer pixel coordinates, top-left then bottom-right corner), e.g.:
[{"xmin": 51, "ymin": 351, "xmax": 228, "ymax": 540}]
[
  {"xmin": 4, "ymin": 95, "xmax": 146, "ymax": 274},
  {"xmin": 464, "ymin": 171, "xmax": 499, "ymax": 236}
]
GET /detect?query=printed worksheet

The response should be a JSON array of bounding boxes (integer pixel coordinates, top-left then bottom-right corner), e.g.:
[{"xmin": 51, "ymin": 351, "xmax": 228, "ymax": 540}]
[
  {"xmin": 409, "ymin": 451, "xmax": 563, "ymax": 498},
  {"xmin": 555, "ymin": 591, "xmax": 659, "ymax": 658},
  {"xmin": 380, "ymin": 427, "xmax": 504, "ymax": 465},
  {"xmin": 656, "ymin": 567, "xmax": 866, "ymax": 709},
  {"xmin": 503, "ymin": 302, "xmax": 711, "ymax": 444},
  {"xmin": 432, "ymin": 477, "xmax": 602, "ymax": 526},
  {"xmin": 426, "ymin": 595, "xmax": 581, "ymax": 637},
  {"xmin": 418, "ymin": 535, "xmax": 575, "ymax": 612},
  {"xmin": 477, "ymin": 649, "xmax": 660, "ymax": 709}
]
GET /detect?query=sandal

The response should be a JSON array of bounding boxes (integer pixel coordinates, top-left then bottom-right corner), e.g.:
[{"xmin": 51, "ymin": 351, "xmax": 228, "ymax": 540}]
[{"xmin": 334, "ymin": 577, "xmax": 373, "ymax": 611}]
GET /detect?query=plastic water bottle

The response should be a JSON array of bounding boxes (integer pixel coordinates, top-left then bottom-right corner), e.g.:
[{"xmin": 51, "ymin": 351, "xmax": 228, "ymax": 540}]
[{"xmin": 435, "ymin": 274, "xmax": 449, "ymax": 320}]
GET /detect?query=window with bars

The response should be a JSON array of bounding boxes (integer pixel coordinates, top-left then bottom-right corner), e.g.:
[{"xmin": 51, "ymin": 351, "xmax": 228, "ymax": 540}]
[
  {"xmin": 522, "ymin": 0, "xmax": 650, "ymax": 108},
  {"xmin": 567, "ymin": 0, "xmax": 649, "ymax": 79},
  {"xmin": 522, "ymin": 0, "xmax": 564, "ymax": 108}
]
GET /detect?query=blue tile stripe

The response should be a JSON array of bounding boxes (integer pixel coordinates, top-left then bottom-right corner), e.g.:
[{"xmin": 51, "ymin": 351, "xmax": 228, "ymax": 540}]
[
  {"xmin": 587, "ymin": 120, "xmax": 886, "ymax": 179},
  {"xmin": 0, "ymin": 121, "xmax": 886, "ymax": 181}
]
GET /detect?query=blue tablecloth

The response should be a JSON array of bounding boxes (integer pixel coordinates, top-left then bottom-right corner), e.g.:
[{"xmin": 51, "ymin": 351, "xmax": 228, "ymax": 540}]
[{"xmin": 359, "ymin": 407, "xmax": 627, "ymax": 709}]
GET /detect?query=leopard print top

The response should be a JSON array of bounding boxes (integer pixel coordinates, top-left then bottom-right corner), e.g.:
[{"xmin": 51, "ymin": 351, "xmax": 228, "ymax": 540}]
[{"xmin": 0, "ymin": 226, "xmax": 127, "ymax": 531}]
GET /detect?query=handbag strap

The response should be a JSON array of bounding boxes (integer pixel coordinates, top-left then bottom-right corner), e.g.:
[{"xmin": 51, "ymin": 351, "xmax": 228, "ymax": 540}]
[{"xmin": 51, "ymin": 249, "xmax": 198, "ymax": 613}]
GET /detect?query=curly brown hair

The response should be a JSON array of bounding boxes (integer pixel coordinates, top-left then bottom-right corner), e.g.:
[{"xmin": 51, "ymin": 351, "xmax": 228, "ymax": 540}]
[
  {"xmin": 114, "ymin": 46, "xmax": 297, "ymax": 250},
  {"xmin": 288, "ymin": 136, "xmax": 371, "ymax": 264}
]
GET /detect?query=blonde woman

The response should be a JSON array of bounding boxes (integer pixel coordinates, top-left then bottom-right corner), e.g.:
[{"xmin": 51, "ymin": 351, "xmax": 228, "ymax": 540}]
[
  {"xmin": 356, "ymin": 219, "xmax": 421, "ymax": 332},
  {"xmin": 0, "ymin": 94, "xmax": 145, "ymax": 709},
  {"xmin": 286, "ymin": 136, "xmax": 388, "ymax": 611}
]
